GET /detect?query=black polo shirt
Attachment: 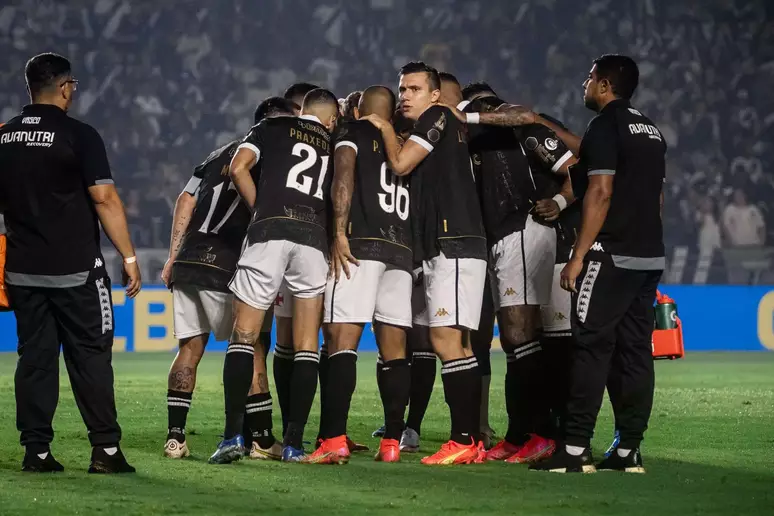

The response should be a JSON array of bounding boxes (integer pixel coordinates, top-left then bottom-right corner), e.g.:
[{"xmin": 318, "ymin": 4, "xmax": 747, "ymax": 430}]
[
  {"xmin": 0, "ymin": 104, "xmax": 112, "ymax": 287},
  {"xmin": 572, "ymin": 99, "xmax": 667, "ymax": 269}
]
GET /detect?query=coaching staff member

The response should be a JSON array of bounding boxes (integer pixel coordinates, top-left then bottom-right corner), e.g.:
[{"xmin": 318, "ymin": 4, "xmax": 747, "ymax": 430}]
[
  {"xmin": 0, "ymin": 53, "xmax": 141, "ymax": 473},
  {"xmin": 531, "ymin": 54, "xmax": 666, "ymax": 474}
]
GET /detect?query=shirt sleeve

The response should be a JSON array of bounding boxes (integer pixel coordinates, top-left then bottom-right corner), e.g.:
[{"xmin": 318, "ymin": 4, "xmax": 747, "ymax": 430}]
[
  {"xmin": 581, "ymin": 115, "xmax": 618, "ymax": 176},
  {"xmin": 236, "ymin": 122, "xmax": 265, "ymax": 162},
  {"xmin": 77, "ymin": 123, "xmax": 114, "ymax": 186},
  {"xmin": 409, "ymin": 105, "xmax": 448, "ymax": 152},
  {"xmin": 519, "ymin": 123, "xmax": 573, "ymax": 173},
  {"xmin": 334, "ymin": 121, "xmax": 358, "ymax": 154},
  {"xmin": 184, "ymin": 144, "xmax": 227, "ymax": 195}
]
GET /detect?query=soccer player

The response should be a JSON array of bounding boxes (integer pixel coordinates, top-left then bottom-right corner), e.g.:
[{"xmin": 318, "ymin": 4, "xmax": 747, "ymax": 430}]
[
  {"xmin": 363, "ymin": 62, "xmax": 487, "ymax": 465},
  {"xmin": 209, "ymin": 88, "xmax": 339, "ymax": 464},
  {"xmin": 439, "ymin": 73, "xmax": 497, "ymax": 450},
  {"xmin": 273, "ymin": 82, "xmax": 321, "ymax": 436},
  {"xmin": 303, "ymin": 85, "xmax": 412, "ymax": 464},
  {"xmin": 162, "ymin": 97, "xmax": 296, "ymax": 460},
  {"xmin": 444, "ymin": 82, "xmax": 577, "ymax": 463}
]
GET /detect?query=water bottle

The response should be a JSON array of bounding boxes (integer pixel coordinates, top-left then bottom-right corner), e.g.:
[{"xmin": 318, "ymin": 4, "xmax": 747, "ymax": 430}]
[{"xmin": 654, "ymin": 291, "xmax": 678, "ymax": 330}]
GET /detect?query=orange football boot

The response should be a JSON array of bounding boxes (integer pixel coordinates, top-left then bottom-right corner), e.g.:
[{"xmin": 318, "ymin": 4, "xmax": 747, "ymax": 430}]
[
  {"xmin": 505, "ymin": 434, "xmax": 555, "ymax": 464},
  {"xmin": 374, "ymin": 439, "xmax": 400, "ymax": 463},
  {"xmin": 421, "ymin": 440, "xmax": 479, "ymax": 465},
  {"xmin": 485, "ymin": 440, "xmax": 522, "ymax": 461},
  {"xmin": 301, "ymin": 435, "xmax": 350, "ymax": 464}
]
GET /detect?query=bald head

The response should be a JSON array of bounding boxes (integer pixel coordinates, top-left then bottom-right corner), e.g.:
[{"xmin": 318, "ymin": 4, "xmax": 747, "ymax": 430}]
[
  {"xmin": 357, "ymin": 85, "xmax": 396, "ymax": 121},
  {"xmin": 301, "ymin": 88, "xmax": 339, "ymax": 132}
]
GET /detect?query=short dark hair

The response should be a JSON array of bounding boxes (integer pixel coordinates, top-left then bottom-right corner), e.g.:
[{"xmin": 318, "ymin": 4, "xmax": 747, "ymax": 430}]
[
  {"xmin": 283, "ymin": 82, "xmax": 320, "ymax": 102},
  {"xmin": 342, "ymin": 90, "xmax": 362, "ymax": 120},
  {"xmin": 254, "ymin": 96, "xmax": 296, "ymax": 124},
  {"xmin": 592, "ymin": 54, "xmax": 639, "ymax": 99},
  {"xmin": 461, "ymin": 82, "xmax": 498, "ymax": 101},
  {"xmin": 302, "ymin": 88, "xmax": 339, "ymax": 109},
  {"xmin": 399, "ymin": 61, "xmax": 440, "ymax": 91},
  {"xmin": 25, "ymin": 52, "xmax": 71, "ymax": 98},
  {"xmin": 438, "ymin": 72, "xmax": 460, "ymax": 86}
]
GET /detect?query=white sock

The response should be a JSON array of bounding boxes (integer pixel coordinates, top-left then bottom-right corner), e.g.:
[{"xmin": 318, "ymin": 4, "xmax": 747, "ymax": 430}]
[
  {"xmin": 103, "ymin": 447, "xmax": 118, "ymax": 456},
  {"xmin": 565, "ymin": 445, "xmax": 585, "ymax": 456},
  {"xmin": 37, "ymin": 452, "xmax": 49, "ymax": 460},
  {"xmin": 616, "ymin": 447, "xmax": 632, "ymax": 457}
]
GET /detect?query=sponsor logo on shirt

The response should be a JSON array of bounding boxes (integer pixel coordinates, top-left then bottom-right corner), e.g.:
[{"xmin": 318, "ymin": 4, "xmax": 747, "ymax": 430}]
[
  {"xmin": 0, "ymin": 130, "xmax": 55, "ymax": 147},
  {"xmin": 628, "ymin": 123, "xmax": 662, "ymax": 142},
  {"xmin": 544, "ymin": 138, "xmax": 558, "ymax": 151},
  {"xmin": 22, "ymin": 117, "xmax": 41, "ymax": 124}
]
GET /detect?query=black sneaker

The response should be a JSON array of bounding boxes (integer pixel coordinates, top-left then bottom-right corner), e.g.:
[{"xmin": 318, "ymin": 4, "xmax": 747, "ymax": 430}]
[
  {"xmin": 22, "ymin": 450, "xmax": 64, "ymax": 473},
  {"xmin": 529, "ymin": 446, "xmax": 596, "ymax": 473},
  {"xmin": 88, "ymin": 446, "xmax": 136, "ymax": 474},
  {"xmin": 596, "ymin": 447, "xmax": 645, "ymax": 473}
]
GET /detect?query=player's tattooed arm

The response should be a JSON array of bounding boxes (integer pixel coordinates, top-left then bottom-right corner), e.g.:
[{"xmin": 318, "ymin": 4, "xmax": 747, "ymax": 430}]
[
  {"xmin": 533, "ymin": 114, "xmax": 582, "ymax": 156},
  {"xmin": 161, "ymin": 191, "xmax": 196, "ymax": 287},
  {"xmin": 361, "ymin": 114, "xmax": 428, "ymax": 176},
  {"xmin": 331, "ymin": 146, "xmax": 359, "ymax": 281},
  {"xmin": 229, "ymin": 147, "xmax": 259, "ymax": 212}
]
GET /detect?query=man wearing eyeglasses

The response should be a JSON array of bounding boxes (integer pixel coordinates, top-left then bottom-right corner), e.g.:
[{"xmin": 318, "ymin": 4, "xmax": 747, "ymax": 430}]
[{"xmin": 0, "ymin": 53, "xmax": 141, "ymax": 474}]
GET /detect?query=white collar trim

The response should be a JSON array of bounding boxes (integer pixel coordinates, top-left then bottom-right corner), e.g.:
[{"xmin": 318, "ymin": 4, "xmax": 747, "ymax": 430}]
[{"xmin": 299, "ymin": 114, "xmax": 322, "ymax": 124}]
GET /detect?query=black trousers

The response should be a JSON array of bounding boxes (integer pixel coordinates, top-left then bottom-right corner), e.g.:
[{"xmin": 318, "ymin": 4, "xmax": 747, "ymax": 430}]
[
  {"xmin": 9, "ymin": 277, "xmax": 121, "ymax": 450},
  {"xmin": 564, "ymin": 260, "xmax": 661, "ymax": 450}
]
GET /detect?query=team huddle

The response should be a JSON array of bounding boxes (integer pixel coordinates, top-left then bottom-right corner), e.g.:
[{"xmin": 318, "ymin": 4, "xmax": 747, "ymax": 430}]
[{"xmin": 159, "ymin": 59, "xmax": 634, "ymax": 469}]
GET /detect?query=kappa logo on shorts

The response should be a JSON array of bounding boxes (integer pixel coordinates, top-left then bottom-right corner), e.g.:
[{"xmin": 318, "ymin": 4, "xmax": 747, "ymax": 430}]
[
  {"xmin": 434, "ymin": 308, "xmax": 450, "ymax": 317},
  {"xmin": 94, "ymin": 257, "xmax": 103, "ymax": 268},
  {"xmin": 504, "ymin": 287, "xmax": 516, "ymax": 296},
  {"xmin": 553, "ymin": 312, "xmax": 567, "ymax": 321}
]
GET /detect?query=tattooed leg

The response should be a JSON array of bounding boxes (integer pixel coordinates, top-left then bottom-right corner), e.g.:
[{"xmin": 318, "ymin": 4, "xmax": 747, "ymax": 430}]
[{"xmin": 168, "ymin": 334, "xmax": 208, "ymax": 393}]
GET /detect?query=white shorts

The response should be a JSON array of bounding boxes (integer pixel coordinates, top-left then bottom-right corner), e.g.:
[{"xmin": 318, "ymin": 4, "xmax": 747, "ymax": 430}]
[
  {"xmin": 273, "ymin": 282, "xmax": 293, "ymax": 318},
  {"xmin": 490, "ymin": 217, "xmax": 557, "ymax": 309},
  {"xmin": 229, "ymin": 240, "xmax": 328, "ymax": 311},
  {"xmin": 541, "ymin": 263, "xmax": 572, "ymax": 335},
  {"xmin": 173, "ymin": 285, "xmax": 233, "ymax": 341},
  {"xmin": 323, "ymin": 260, "xmax": 413, "ymax": 327},
  {"xmin": 412, "ymin": 269, "xmax": 429, "ymax": 327},
  {"xmin": 424, "ymin": 253, "xmax": 487, "ymax": 330}
]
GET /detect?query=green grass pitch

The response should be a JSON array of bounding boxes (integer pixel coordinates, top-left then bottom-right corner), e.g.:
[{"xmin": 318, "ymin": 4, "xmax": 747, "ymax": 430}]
[{"xmin": 0, "ymin": 352, "xmax": 771, "ymax": 515}]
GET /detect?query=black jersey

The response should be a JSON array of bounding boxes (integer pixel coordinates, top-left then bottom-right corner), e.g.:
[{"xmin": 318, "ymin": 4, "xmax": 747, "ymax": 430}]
[
  {"xmin": 465, "ymin": 99, "xmax": 573, "ymax": 246},
  {"xmin": 335, "ymin": 119, "xmax": 412, "ymax": 271},
  {"xmin": 0, "ymin": 104, "xmax": 111, "ymax": 287},
  {"xmin": 574, "ymin": 99, "xmax": 666, "ymax": 269},
  {"xmin": 538, "ymin": 170, "xmax": 580, "ymax": 265},
  {"xmin": 172, "ymin": 141, "xmax": 255, "ymax": 291},
  {"xmin": 408, "ymin": 105, "xmax": 486, "ymax": 262},
  {"xmin": 240, "ymin": 114, "xmax": 332, "ymax": 254}
]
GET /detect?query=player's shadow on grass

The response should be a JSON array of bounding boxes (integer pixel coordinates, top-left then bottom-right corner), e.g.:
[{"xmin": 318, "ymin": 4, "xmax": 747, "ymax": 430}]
[{"xmin": 0, "ymin": 454, "xmax": 771, "ymax": 515}]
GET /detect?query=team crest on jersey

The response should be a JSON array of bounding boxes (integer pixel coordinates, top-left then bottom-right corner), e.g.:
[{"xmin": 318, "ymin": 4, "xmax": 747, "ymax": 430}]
[
  {"xmin": 427, "ymin": 112, "xmax": 446, "ymax": 143},
  {"xmin": 544, "ymin": 138, "xmax": 558, "ymax": 151}
]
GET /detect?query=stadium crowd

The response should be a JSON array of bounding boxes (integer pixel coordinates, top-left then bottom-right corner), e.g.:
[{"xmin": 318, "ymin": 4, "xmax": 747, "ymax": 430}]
[{"xmin": 0, "ymin": 0, "xmax": 772, "ymax": 273}]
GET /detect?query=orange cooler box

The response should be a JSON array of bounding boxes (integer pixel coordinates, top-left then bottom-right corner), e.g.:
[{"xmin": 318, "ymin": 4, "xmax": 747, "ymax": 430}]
[{"xmin": 652, "ymin": 291, "xmax": 685, "ymax": 360}]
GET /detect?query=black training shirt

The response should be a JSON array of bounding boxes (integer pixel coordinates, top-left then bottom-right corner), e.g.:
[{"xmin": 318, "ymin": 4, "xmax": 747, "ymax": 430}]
[
  {"xmin": 0, "ymin": 104, "xmax": 111, "ymax": 287},
  {"xmin": 573, "ymin": 99, "xmax": 666, "ymax": 269}
]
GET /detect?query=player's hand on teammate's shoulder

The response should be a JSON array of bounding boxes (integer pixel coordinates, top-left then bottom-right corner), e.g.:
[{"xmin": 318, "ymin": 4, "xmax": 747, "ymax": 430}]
[
  {"xmin": 438, "ymin": 103, "xmax": 466, "ymax": 122},
  {"xmin": 330, "ymin": 234, "xmax": 359, "ymax": 282},
  {"xmin": 360, "ymin": 113, "xmax": 389, "ymax": 131},
  {"xmin": 534, "ymin": 198, "xmax": 562, "ymax": 222},
  {"xmin": 122, "ymin": 258, "xmax": 142, "ymax": 298}
]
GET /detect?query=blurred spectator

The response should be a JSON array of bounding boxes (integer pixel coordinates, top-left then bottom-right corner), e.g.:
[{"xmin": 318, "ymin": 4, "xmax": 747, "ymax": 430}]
[
  {"xmin": 723, "ymin": 189, "xmax": 766, "ymax": 247},
  {"xmin": 697, "ymin": 196, "xmax": 722, "ymax": 255}
]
